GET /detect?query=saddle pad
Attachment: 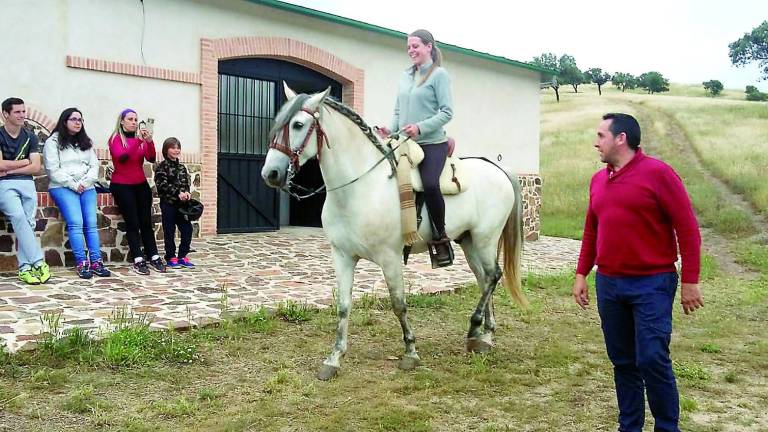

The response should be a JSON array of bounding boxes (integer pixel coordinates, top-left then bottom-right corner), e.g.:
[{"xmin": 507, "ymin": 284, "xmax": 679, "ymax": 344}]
[
  {"xmin": 391, "ymin": 135, "xmax": 469, "ymax": 195},
  {"xmin": 411, "ymin": 155, "xmax": 468, "ymax": 195}
]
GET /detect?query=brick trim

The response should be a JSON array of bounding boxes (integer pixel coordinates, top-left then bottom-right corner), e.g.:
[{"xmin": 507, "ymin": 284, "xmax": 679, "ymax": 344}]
[
  {"xmin": 26, "ymin": 107, "xmax": 56, "ymax": 132},
  {"xmin": 66, "ymin": 55, "xmax": 201, "ymax": 85},
  {"xmin": 36, "ymin": 191, "xmax": 114, "ymax": 207},
  {"xmin": 199, "ymin": 36, "xmax": 365, "ymax": 237}
]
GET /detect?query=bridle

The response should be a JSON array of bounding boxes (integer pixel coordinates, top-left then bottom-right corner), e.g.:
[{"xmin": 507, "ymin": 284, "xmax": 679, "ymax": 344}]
[
  {"xmin": 267, "ymin": 101, "xmax": 398, "ymax": 200},
  {"xmin": 269, "ymin": 107, "xmax": 328, "ymax": 174}
]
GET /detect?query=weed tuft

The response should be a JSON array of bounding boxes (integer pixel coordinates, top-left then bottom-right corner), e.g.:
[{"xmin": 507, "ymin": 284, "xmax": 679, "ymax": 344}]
[{"xmin": 276, "ymin": 300, "xmax": 316, "ymax": 323}]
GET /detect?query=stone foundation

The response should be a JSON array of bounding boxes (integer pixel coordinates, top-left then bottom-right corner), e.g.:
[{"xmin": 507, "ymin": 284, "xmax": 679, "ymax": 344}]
[
  {"xmin": 0, "ymin": 120, "xmax": 541, "ymax": 271},
  {"xmin": 518, "ymin": 174, "xmax": 542, "ymax": 241},
  {"xmin": 0, "ymin": 162, "xmax": 202, "ymax": 272}
]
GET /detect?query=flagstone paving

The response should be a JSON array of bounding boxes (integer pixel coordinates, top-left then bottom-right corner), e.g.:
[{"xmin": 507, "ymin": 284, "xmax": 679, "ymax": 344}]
[{"xmin": 0, "ymin": 227, "xmax": 580, "ymax": 353}]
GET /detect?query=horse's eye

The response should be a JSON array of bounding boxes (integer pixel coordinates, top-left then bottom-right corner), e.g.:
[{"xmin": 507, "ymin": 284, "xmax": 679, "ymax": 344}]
[{"xmin": 292, "ymin": 121, "xmax": 304, "ymax": 129}]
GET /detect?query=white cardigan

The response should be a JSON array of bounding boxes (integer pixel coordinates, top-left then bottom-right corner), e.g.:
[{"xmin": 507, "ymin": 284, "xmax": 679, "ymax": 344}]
[{"xmin": 43, "ymin": 132, "xmax": 99, "ymax": 191}]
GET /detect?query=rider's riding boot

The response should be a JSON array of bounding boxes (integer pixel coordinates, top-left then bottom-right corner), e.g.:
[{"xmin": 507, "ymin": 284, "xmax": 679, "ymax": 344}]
[{"xmin": 429, "ymin": 231, "xmax": 454, "ymax": 268}]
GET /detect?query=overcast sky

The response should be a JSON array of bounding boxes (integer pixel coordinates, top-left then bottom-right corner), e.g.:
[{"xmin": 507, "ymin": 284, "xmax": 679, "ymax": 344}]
[{"xmin": 283, "ymin": 0, "xmax": 768, "ymax": 91}]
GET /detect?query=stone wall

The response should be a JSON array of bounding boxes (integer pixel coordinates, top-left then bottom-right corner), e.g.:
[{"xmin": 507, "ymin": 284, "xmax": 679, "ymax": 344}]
[
  {"xmin": 0, "ymin": 160, "xmax": 203, "ymax": 272},
  {"xmin": 519, "ymin": 174, "xmax": 542, "ymax": 241}
]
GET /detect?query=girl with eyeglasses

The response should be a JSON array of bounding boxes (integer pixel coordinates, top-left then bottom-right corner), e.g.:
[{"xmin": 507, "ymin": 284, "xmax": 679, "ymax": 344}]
[{"xmin": 43, "ymin": 107, "xmax": 111, "ymax": 278}]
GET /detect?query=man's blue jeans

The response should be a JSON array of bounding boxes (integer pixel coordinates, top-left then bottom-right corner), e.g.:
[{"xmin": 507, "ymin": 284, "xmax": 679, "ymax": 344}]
[
  {"xmin": 0, "ymin": 179, "xmax": 44, "ymax": 269},
  {"xmin": 49, "ymin": 187, "xmax": 101, "ymax": 264},
  {"xmin": 596, "ymin": 272, "xmax": 680, "ymax": 432}
]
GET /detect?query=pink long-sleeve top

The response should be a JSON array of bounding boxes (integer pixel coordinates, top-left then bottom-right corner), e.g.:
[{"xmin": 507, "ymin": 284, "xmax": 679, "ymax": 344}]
[{"xmin": 108, "ymin": 134, "xmax": 156, "ymax": 185}]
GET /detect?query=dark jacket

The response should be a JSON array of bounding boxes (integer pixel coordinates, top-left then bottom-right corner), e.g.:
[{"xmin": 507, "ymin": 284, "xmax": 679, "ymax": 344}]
[{"xmin": 154, "ymin": 158, "xmax": 190, "ymax": 206}]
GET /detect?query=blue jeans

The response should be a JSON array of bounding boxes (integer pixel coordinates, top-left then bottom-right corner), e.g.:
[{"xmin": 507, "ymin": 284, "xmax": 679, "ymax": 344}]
[
  {"xmin": 596, "ymin": 272, "xmax": 680, "ymax": 432},
  {"xmin": 49, "ymin": 187, "xmax": 101, "ymax": 264},
  {"xmin": 0, "ymin": 179, "xmax": 44, "ymax": 269}
]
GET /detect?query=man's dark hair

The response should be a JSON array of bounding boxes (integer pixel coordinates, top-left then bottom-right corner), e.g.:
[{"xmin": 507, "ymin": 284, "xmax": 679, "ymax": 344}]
[
  {"xmin": 602, "ymin": 113, "xmax": 641, "ymax": 149},
  {"xmin": 1, "ymin": 97, "xmax": 24, "ymax": 114},
  {"xmin": 53, "ymin": 107, "xmax": 93, "ymax": 151}
]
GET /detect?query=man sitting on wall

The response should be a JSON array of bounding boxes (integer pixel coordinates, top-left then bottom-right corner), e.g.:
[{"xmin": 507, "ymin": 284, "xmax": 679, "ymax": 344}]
[{"xmin": 0, "ymin": 97, "xmax": 51, "ymax": 284}]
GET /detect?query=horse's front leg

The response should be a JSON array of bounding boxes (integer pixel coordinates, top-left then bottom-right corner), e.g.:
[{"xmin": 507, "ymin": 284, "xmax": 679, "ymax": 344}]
[
  {"xmin": 380, "ymin": 255, "xmax": 420, "ymax": 370},
  {"xmin": 317, "ymin": 245, "xmax": 358, "ymax": 381}
]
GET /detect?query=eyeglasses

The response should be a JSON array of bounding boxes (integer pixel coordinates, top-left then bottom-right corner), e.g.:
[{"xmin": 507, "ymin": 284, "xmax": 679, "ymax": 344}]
[{"xmin": 67, "ymin": 118, "xmax": 84, "ymax": 124}]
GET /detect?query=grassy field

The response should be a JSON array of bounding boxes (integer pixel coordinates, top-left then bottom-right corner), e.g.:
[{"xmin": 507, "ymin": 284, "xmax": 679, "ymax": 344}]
[{"xmin": 2, "ymin": 86, "xmax": 768, "ymax": 431}]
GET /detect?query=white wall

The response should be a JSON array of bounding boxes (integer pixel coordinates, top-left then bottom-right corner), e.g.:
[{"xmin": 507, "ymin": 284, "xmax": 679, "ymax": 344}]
[{"xmin": 3, "ymin": 0, "xmax": 540, "ymax": 173}]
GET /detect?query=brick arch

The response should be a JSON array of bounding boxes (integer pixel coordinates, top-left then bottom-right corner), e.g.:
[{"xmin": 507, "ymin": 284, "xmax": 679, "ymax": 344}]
[
  {"xmin": 26, "ymin": 107, "xmax": 56, "ymax": 133},
  {"xmin": 198, "ymin": 37, "xmax": 365, "ymax": 236},
  {"xmin": 0, "ymin": 106, "xmax": 56, "ymax": 133}
]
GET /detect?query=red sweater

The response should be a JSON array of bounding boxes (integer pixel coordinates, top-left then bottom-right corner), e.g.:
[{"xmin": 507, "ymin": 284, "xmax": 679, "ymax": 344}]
[
  {"xmin": 576, "ymin": 149, "xmax": 701, "ymax": 283},
  {"xmin": 108, "ymin": 134, "xmax": 156, "ymax": 185}
]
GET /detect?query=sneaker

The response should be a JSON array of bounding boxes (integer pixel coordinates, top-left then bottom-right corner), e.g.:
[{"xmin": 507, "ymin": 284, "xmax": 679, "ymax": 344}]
[
  {"xmin": 167, "ymin": 257, "xmax": 181, "ymax": 269},
  {"xmin": 149, "ymin": 257, "xmax": 167, "ymax": 273},
  {"xmin": 76, "ymin": 262, "xmax": 93, "ymax": 279},
  {"xmin": 179, "ymin": 257, "xmax": 195, "ymax": 269},
  {"xmin": 18, "ymin": 267, "xmax": 41, "ymax": 285},
  {"xmin": 90, "ymin": 260, "xmax": 111, "ymax": 277},
  {"xmin": 133, "ymin": 259, "xmax": 150, "ymax": 275},
  {"xmin": 34, "ymin": 262, "xmax": 51, "ymax": 284}
]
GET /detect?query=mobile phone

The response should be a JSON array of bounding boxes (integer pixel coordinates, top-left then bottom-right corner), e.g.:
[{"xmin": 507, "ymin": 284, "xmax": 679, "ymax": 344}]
[{"xmin": 139, "ymin": 121, "xmax": 147, "ymax": 131}]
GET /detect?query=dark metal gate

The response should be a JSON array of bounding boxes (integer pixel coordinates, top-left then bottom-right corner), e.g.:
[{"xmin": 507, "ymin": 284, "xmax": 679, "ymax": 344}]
[
  {"xmin": 217, "ymin": 58, "xmax": 342, "ymax": 233},
  {"xmin": 217, "ymin": 74, "xmax": 278, "ymax": 233}
]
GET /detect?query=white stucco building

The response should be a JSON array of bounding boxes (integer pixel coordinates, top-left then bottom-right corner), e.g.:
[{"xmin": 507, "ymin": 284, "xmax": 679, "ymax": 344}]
[{"xmin": 1, "ymin": 0, "xmax": 550, "ymax": 244}]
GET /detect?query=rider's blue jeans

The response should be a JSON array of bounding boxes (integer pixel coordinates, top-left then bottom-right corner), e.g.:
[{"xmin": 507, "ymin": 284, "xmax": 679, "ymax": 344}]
[{"xmin": 596, "ymin": 271, "xmax": 680, "ymax": 432}]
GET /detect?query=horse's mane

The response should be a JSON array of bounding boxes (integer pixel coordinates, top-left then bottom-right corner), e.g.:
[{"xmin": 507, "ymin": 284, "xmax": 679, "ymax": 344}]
[{"xmin": 321, "ymin": 97, "xmax": 379, "ymax": 145}]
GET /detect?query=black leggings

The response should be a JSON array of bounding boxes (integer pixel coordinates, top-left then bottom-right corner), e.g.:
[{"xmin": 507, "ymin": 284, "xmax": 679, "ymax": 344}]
[
  {"xmin": 110, "ymin": 182, "xmax": 158, "ymax": 260},
  {"xmin": 160, "ymin": 202, "xmax": 193, "ymax": 261},
  {"xmin": 418, "ymin": 142, "xmax": 448, "ymax": 236}
]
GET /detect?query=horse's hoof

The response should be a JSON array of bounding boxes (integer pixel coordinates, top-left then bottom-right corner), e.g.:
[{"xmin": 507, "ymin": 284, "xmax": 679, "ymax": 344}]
[
  {"xmin": 467, "ymin": 337, "xmax": 493, "ymax": 354},
  {"xmin": 398, "ymin": 355, "xmax": 421, "ymax": 371},
  {"xmin": 316, "ymin": 364, "xmax": 339, "ymax": 381}
]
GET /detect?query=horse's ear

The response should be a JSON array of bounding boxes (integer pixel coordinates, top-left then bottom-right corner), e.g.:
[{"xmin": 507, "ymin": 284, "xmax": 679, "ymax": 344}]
[
  {"xmin": 283, "ymin": 82, "xmax": 298, "ymax": 100},
  {"xmin": 305, "ymin": 86, "xmax": 331, "ymax": 111}
]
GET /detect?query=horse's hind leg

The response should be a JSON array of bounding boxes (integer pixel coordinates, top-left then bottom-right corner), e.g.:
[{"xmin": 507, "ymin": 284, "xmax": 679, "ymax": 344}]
[
  {"xmin": 318, "ymin": 246, "xmax": 358, "ymax": 381},
  {"xmin": 462, "ymin": 238, "xmax": 501, "ymax": 354},
  {"xmin": 380, "ymin": 254, "xmax": 420, "ymax": 370}
]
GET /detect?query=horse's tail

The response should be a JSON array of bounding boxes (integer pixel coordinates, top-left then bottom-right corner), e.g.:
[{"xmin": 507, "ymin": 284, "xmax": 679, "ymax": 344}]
[{"xmin": 498, "ymin": 174, "xmax": 528, "ymax": 308}]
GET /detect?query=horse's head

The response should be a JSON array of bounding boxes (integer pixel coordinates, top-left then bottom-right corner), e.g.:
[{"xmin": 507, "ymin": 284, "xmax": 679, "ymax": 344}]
[{"xmin": 261, "ymin": 83, "xmax": 331, "ymax": 189}]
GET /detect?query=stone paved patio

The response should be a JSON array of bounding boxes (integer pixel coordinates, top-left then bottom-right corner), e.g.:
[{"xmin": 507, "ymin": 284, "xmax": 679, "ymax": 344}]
[{"xmin": 0, "ymin": 227, "xmax": 580, "ymax": 353}]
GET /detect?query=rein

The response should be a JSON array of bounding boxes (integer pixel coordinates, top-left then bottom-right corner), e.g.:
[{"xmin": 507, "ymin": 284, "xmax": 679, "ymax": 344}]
[
  {"xmin": 281, "ymin": 141, "xmax": 400, "ymax": 200},
  {"xmin": 270, "ymin": 98, "xmax": 399, "ymax": 200}
]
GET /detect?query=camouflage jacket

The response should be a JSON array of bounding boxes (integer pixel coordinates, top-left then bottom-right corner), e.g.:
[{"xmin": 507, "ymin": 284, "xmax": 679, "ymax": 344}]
[{"xmin": 154, "ymin": 158, "xmax": 190, "ymax": 205}]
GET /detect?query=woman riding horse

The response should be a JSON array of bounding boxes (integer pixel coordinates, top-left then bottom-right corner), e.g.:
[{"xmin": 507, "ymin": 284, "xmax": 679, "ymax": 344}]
[{"xmin": 377, "ymin": 29, "xmax": 454, "ymax": 267}]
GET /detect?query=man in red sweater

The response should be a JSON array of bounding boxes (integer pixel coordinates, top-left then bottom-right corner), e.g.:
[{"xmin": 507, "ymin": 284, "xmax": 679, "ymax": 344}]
[{"xmin": 572, "ymin": 113, "xmax": 704, "ymax": 432}]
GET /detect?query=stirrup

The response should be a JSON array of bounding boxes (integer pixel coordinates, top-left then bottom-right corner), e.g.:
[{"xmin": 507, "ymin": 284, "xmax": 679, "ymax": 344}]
[{"xmin": 427, "ymin": 236, "xmax": 454, "ymax": 268}]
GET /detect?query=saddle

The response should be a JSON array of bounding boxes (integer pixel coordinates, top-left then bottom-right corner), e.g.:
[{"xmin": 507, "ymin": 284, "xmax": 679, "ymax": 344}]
[
  {"xmin": 391, "ymin": 135, "xmax": 463, "ymax": 268},
  {"xmin": 394, "ymin": 136, "xmax": 469, "ymax": 195}
]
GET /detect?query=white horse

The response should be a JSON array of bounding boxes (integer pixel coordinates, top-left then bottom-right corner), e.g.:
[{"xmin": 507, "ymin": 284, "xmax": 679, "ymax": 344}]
[{"xmin": 261, "ymin": 85, "xmax": 525, "ymax": 380}]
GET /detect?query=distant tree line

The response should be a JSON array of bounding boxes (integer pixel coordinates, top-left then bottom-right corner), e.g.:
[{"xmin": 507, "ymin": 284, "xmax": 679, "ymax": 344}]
[
  {"xmin": 531, "ymin": 21, "xmax": 767, "ymax": 103},
  {"xmin": 531, "ymin": 53, "xmax": 671, "ymax": 102}
]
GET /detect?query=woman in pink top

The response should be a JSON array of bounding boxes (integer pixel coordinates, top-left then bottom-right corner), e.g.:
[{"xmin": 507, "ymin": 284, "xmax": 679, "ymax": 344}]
[{"xmin": 108, "ymin": 109, "xmax": 166, "ymax": 275}]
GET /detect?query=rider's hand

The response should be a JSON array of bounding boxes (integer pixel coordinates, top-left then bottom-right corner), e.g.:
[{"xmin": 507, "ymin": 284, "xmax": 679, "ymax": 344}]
[
  {"xmin": 375, "ymin": 126, "xmax": 391, "ymax": 139},
  {"xmin": 403, "ymin": 124, "xmax": 420, "ymax": 138}
]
